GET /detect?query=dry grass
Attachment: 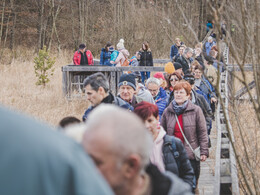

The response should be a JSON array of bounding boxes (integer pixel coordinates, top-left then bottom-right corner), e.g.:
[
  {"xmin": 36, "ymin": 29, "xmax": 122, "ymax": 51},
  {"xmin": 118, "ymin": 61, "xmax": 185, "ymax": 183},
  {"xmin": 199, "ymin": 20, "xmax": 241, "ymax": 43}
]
[
  {"xmin": 229, "ymin": 101, "xmax": 260, "ymax": 194},
  {"xmin": 0, "ymin": 49, "xmax": 87, "ymax": 127}
]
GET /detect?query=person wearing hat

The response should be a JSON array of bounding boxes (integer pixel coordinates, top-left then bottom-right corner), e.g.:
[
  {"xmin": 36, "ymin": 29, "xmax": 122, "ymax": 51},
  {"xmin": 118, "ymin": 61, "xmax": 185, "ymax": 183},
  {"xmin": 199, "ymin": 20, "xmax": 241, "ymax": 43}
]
[
  {"xmin": 73, "ymin": 43, "xmax": 94, "ymax": 65},
  {"xmin": 118, "ymin": 74, "xmax": 144, "ymax": 107},
  {"xmin": 110, "ymin": 39, "xmax": 130, "ymax": 67},
  {"xmin": 153, "ymin": 72, "xmax": 167, "ymax": 89},
  {"xmin": 82, "ymin": 73, "xmax": 132, "ymax": 121},
  {"xmin": 173, "ymin": 62, "xmax": 184, "ymax": 77}
]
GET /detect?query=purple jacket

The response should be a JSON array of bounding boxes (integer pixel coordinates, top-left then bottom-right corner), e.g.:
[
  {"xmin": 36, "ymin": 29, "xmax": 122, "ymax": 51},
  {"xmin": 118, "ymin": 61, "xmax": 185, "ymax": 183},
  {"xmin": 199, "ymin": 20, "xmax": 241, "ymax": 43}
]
[{"xmin": 161, "ymin": 100, "xmax": 209, "ymax": 160}]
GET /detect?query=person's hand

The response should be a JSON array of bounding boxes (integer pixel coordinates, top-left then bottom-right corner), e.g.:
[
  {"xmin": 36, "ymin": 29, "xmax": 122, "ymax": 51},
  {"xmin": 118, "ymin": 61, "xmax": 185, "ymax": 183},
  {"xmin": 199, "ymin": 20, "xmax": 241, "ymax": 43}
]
[
  {"xmin": 211, "ymin": 97, "xmax": 217, "ymax": 103},
  {"xmin": 201, "ymin": 155, "xmax": 207, "ymax": 162}
]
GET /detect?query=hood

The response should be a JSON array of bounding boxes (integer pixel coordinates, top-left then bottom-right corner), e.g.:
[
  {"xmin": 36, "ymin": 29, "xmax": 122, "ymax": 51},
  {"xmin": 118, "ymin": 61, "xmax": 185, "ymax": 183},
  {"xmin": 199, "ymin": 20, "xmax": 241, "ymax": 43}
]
[{"xmin": 119, "ymin": 48, "xmax": 129, "ymax": 57}]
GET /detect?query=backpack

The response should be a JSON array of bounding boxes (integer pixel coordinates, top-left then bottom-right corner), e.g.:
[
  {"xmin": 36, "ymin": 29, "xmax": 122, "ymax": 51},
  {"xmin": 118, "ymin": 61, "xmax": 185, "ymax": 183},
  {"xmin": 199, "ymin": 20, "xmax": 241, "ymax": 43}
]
[
  {"xmin": 110, "ymin": 50, "xmax": 119, "ymax": 62},
  {"xmin": 121, "ymin": 54, "xmax": 129, "ymax": 67},
  {"xmin": 165, "ymin": 135, "xmax": 180, "ymax": 169}
]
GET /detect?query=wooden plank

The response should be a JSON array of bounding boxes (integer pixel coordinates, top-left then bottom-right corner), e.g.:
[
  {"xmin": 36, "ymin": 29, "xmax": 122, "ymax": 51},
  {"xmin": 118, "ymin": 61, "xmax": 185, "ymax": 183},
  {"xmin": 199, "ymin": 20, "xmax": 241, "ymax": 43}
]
[
  {"xmin": 62, "ymin": 65, "xmax": 165, "ymax": 72},
  {"xmin": 235, "ymin": 80, "xmax": 255, "ymax": 99}
]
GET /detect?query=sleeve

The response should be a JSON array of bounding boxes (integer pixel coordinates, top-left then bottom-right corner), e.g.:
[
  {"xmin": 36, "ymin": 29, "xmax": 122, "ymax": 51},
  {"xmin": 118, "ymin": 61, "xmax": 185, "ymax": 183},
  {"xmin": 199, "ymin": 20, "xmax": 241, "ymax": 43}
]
[
  {"xmin": 73, "ymin": 52, "xmax": 79, "ymax": 65},
  {"xmin": 195, "ymin": 107, "xmax": 209, "ymax": 157},
  {"xmin": 176, "ymin": 138, "xmax": 194, "ymax": 188},
  {"xmin": 170, "ymin": 45, "xmax": 174, "ymax": 60},
  {"xmin": 150, "ymin": 51, "xmax": 154, "ymax": 66}
]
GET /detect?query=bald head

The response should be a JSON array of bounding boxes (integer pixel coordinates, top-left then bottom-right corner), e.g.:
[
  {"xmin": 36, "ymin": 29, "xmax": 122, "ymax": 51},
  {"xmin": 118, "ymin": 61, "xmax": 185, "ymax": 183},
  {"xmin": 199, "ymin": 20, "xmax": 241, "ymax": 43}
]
[{"xmin": 82, "ymin": 105, "xmax": 153, "ymax": 194}]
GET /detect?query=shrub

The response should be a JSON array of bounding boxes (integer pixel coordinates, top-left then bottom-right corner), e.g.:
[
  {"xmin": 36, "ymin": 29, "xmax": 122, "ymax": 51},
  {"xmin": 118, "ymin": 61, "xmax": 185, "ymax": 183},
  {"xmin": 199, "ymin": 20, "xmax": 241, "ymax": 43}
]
[{"xmin": 34, "ymin": 46, "xmax": 55, "ymax": 87}]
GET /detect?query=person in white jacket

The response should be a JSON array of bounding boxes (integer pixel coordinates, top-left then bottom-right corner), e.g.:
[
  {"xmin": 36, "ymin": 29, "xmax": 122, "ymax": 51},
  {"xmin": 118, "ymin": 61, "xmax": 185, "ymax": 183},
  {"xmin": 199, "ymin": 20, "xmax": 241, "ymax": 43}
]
[{"xmin": 110, "ymin": 39, "xmax": 129, "ymax": 67}]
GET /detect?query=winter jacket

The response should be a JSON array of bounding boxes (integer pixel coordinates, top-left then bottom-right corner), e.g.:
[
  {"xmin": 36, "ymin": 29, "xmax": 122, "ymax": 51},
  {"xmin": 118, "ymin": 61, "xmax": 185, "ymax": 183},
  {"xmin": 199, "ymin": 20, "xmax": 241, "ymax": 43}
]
[
  {"xmin": 82, "ymin": 93, "xmax": 133, "ymax": 121},
  {"xmin": 161, "ymin": 100, "xmax": 209, "ymax": 160},
  {"xmin": 205, "ymin": 41, "xmax": 216, "ymax": 56},
  {"xmin": 129, "ymin": 56, "xmax": 141, "ymax": 77},
  {"xmin": 73, "ymin": 50, "xmax": 94, "ymax": 65},
  {"xmin": 145, "ymin": 164, "xmax": 192, "ymax": 195},
  {"xmin": 154, "ymin": 87, "xmax": 169, "ymax": 120},
  {"xmin": 139, "ymin": 49, "xmax": 153, "ymax": 67},
  {"xmin": 205, "ymin": 64, "xmax": 218, "ymax": 87},
  {"xmin": 0, "ymin": 106, "xmax": 114, "ymax": 195},
  {"xmin": 195, "ymin": 55, "xmax": 205, "ymax": 69},
  {"xmin": 163, "ymin": 135, "xmax": 194, "ymax": 188},
  {"xmin": 176, "ymin": 56, "xmax": 191, "ymax": 73},
  {"xmin": 195, "ymin": 76, "xmax": 216, "ymax": 104},
  {"xmin": 111, "ymin": 48, "xmax": 129, "ymax": 67},
  {"xmin": 100, "ymin": 47, "xmax": 114, "ymax": 66}
]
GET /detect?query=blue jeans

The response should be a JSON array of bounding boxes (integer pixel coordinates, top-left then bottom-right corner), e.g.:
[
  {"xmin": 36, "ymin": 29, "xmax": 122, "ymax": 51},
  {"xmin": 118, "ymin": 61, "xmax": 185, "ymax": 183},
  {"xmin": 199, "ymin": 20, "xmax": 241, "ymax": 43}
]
[{"xmin": 140, "ymin": 72, "xmax": 150, "ymax": 83}]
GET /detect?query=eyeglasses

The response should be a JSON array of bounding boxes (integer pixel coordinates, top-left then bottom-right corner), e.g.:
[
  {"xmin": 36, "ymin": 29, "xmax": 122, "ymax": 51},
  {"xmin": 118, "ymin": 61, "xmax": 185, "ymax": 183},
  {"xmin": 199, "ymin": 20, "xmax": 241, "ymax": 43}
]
[{"xmin": 170, "ymin": 78, "xmax": 179, "ymax": 82}]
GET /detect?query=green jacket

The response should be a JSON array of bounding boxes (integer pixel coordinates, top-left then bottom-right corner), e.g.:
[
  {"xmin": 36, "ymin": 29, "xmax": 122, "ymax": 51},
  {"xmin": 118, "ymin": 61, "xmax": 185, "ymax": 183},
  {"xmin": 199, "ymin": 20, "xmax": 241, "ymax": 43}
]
[{"xmin": 0, "ymin": 106, "xmax": 114, "ymax": 195}]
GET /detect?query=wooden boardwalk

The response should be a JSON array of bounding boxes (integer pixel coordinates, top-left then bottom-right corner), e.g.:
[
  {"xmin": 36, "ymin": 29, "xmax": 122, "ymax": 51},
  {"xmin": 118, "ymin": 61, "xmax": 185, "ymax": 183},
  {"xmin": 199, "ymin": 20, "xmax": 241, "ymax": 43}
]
[{"xmin": 198, "ymin": 121, "xmax": 217, "ymax": 194}]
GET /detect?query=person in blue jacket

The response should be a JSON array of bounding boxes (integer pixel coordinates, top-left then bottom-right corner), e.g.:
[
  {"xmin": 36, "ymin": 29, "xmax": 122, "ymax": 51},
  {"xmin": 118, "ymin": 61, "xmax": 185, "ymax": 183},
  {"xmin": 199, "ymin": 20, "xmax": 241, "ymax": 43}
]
[
  {"xmin": 100, "ymin": 42, "xmax": 114, "ymax": 66},
  {"xmin": 0, "ymin": 105, "xmax": 114, "ymax": 195},
  {"xmin": 146, "ymin": 77, "xmax": 169, "ymax": 121},
  {"xmin": 170, "ymin": 38, "xmax": 184, "ymax": 61}
]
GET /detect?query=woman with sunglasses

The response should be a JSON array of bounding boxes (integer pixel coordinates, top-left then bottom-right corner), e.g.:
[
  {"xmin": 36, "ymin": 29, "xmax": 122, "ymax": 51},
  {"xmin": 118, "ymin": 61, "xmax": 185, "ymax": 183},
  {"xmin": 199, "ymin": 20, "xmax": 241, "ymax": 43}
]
[
  {"xmin": 134, "ymin": 101, "xmax": 194, "ymax": 189},
  {"xmin": 167, "ymin": 72, "xmax": 182, "ymax": 106}
]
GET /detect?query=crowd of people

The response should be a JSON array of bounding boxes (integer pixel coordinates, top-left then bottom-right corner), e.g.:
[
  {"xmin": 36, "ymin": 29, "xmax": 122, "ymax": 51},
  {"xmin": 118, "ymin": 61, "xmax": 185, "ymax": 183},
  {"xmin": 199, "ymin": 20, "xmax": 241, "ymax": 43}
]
[
  {"xmin": 1, "ymin": 34, "xmax": 222, "ymax": 195},
  {"xmin": 69, "ymin": 34, "xmax": 222, "ymax": 194}
]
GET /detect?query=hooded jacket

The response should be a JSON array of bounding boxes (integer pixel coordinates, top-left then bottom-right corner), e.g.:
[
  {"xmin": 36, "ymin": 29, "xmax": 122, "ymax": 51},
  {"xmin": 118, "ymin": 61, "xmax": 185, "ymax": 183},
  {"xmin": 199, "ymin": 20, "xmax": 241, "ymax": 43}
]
[
  {"xmin": 100, "ymin": 47, "xmax": 114, "ymax": 66},
  {"xmin": 161, "ymin": 100, "xmax": 209, "ymax": 160},
  {"xmin": 112, "ymin": 48, "xmax": 130, "ymax": 67}
]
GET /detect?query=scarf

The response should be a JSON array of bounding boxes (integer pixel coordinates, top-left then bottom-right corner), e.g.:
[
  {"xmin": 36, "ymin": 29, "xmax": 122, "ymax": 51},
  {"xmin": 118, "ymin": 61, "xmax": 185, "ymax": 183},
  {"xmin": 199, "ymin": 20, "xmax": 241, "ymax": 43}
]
[{"xmin": 172, "ymin": 100, "xmax": 188, "ymax": 115}]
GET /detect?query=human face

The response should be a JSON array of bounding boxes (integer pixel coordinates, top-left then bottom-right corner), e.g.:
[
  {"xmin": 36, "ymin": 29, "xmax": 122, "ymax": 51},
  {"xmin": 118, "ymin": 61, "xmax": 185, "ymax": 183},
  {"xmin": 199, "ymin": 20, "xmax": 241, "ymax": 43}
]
[
  {"xmin": 174, "ymin": 88, "xmax": 189, "ymax": 105},
  {"xmin": 170, "ymin": 75, "xmax": 179, "ymax": 87},
  {"xmin": 144, "ymin": 115, "xmax": 159, "ymax": 137},
  {"xmin": 83, "ymin": 133, "xmax": 125, "ymax": 193},
  {"xmin": 179, "ymin": 47, "xmax": 184, "ymax": 55},
  {"xmin": 85, "ymin": 85, "xmax": 103, "ymax": 107},
  {"xmin": 119, "ymin": 85, "xmax": 135, "ymax": 102},
  {"xmin": 194, "ymin": 69, "xmax": 202, "ymax": 79},
  {"xmin": 147, "ymin": 83, "xmax": 160, "ymax": 98},
  {"xmin": 176, "ymin": 39, "xmax": 181, "ymax": 46}
]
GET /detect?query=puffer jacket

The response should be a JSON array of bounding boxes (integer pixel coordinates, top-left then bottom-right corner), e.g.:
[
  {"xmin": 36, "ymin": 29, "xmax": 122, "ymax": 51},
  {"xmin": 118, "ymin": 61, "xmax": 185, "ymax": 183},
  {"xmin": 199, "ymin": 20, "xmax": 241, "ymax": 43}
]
[
  {"xmin": 112, "ymin": 48, "xmax": 129, "ymax": 67},
  {"xmin": 161, "ymin": 100, "xmax": 209, "ymax": 160},
  {"xmin": 195, "ymin": 76, "xmax": 216, "ymax": 104},
  {"xmin": 163, "ymin": 135, "xmax": 194, "ymax": 188},
  {"xmin": 139, "ymin": 49, "xmax": 153, "ymax": 67},
  {"xmin": 100, "ymin": 47, "xmax": 114, "ymax": 66},
  {"xmin": 154, "ymin": 87, "xmax": 169, "ymax": 120}
]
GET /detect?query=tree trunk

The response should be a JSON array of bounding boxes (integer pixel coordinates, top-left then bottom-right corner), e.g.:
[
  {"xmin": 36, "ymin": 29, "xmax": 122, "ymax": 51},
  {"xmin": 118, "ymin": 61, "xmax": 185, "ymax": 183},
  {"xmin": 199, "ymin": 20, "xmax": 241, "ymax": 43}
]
[
  {"xmin": 37, "ymin": 0, "xmax": 45, "ymax": 51},
  {"xmin": 0, "ymin": 0, "xmax": 6, "ymax": 45},
  {"xmin": 9, "ymin": 0, "xmax": 17, "ymax": 50}
]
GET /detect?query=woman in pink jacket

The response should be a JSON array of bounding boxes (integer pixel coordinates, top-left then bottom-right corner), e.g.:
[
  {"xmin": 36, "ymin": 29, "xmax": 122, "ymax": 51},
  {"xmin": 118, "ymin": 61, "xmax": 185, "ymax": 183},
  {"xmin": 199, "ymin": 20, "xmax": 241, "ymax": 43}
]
[{"xmin": 110, "ymin": 39, "xmax": 129, "ymax": 67}]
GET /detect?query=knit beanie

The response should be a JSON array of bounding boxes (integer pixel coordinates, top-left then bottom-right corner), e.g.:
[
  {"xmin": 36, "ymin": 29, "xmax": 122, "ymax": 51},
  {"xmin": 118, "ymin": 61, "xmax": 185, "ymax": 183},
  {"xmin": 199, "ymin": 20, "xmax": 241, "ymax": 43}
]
[
  {"xmin": 174, "ymin": 62, "xmax": 182, "ymax": 70},
  {"xmin": 118, "ymin": 74, "xmax": 136, "ymax": 90},
  {"xmin": 164, "ymin": 62, "xmax": 175, "ymax": 74},
  {"xmin": 153, "ymin": 72, "xmax": 165, "ymax": 80},
  {"xmin": 117, "ymin": 39, "xmax": 125, "ymax": 50}
]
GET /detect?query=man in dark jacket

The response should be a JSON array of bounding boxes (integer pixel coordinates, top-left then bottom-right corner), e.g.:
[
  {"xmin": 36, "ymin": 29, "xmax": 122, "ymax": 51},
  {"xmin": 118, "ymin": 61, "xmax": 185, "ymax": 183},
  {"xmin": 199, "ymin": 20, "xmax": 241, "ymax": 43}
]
[
  {"xmin": 82, "ymin": 72, "xmax": 132, "ymax": 121},
  {"xmin": 0, "ymin": 106, "xmax": 113, "ymax": 195},
  {"xmin": 176, "ymin": 47, "xmax": 194, "ymax": 74},
  {"xmin": 82, "ymin": 104, "xmax": 192, "ymax": 195}
]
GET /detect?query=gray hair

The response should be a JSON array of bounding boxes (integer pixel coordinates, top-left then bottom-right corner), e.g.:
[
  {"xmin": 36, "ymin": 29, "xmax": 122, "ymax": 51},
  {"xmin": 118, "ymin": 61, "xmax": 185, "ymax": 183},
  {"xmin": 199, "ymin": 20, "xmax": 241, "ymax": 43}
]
[
  {"xmin": 83, "ymin": 104, "xmax": 153, "ymax": 171},
  {"xmin": 145, "ymin": 77, "xmax": 160, "ymax": 87},
  {"xmin": 208, "ymin": 36, "xmax": 213, "ymax": 41},
  {"xmin": 184, "ymin": 47, "xmax": 194, "ymax": 55},
  {"xmin": 83, "ymin": 72, "xmax": 109, "ymax": 92}
]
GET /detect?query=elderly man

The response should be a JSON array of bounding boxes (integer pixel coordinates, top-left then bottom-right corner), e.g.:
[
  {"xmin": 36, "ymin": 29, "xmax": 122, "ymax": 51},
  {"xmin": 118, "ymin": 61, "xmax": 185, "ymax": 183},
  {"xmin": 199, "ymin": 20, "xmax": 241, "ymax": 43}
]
[
  {"xmin": 118, "ymin": 73, "xmax": 143, "ymax": 107},
  {"xmin": 204, "ymin": 36, "xmax": 216, "ymax": 56},
  {"xmin": 82, "ymin": 72, "xmax": 132, "ymax": 121},
  {"xmin": 82, "ymin": 104, "xmax": 192, "ymax": 195},
  {"xmin": 146, "ymin": 77, "xmax": 169, "ymax": 120},
  {"xmin": 176, "ymin": 47, "xmax": 194, "ymax": 74},
  {"xmin": 0, "ymin": 106, "xmax": 113, "ymax": 195}
]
